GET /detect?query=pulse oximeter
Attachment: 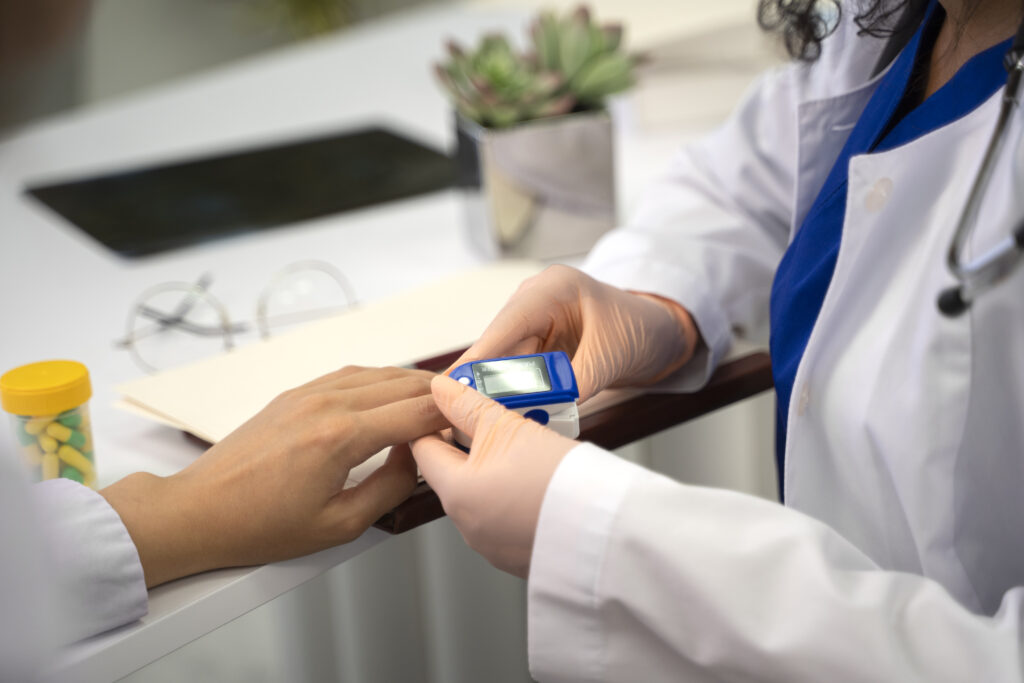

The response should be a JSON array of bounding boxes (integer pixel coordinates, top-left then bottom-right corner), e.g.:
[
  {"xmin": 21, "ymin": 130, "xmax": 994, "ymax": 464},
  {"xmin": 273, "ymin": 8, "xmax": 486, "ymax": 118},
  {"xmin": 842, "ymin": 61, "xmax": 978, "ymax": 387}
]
[{"xmin": 449, "ymin": 351, "xmax": 580, "ymax": 450}]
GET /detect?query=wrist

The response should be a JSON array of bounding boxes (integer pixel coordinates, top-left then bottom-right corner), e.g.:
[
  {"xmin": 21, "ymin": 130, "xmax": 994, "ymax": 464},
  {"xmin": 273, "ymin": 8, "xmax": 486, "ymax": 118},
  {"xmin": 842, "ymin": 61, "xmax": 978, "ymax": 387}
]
[
  {"xmin": 100, "ymin": 471, "xmax": 214, "ymax": 588},
  {"xmin": 631, "ymin": 292, "xmax": 701, "ymax": 376}
]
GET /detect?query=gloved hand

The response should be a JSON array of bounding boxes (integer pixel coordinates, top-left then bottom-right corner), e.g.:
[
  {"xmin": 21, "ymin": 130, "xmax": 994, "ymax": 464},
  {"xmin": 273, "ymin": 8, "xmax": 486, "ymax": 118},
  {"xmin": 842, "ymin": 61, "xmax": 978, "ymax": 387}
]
[
  {"xmin": 411, "ymin": 374, "xmax": 578, "ymax": 578},
  {"xmin": 455, "ymin": 265, "xmax": 699, "ymax": 401}
]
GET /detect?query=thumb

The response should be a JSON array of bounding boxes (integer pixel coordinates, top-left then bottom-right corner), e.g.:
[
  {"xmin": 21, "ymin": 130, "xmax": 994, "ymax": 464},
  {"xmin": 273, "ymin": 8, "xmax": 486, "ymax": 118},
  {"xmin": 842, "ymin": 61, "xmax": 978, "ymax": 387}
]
[
  {"xmin": 410, "ymin": 433, "xmax": 463, "ymax": 504},
  {"xmin": 326, "ymin": 445, "xmax": 418, "ymax": 538},
  {"xmin": 431, "ymin": 374, "xmax": 510, "ymax": 441}
]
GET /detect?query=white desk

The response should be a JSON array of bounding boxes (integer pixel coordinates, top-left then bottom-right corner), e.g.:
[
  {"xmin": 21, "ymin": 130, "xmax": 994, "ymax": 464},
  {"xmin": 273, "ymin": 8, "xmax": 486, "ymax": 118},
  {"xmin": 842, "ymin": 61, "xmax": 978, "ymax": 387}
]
[{"xmin": 0, "ymin": 4, "xmax": 761, "ymax": 681}]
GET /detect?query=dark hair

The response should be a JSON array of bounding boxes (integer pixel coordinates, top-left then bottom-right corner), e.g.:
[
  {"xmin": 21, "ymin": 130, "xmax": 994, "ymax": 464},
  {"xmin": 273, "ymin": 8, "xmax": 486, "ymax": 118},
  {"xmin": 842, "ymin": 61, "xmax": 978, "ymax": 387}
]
[{"xmin": 757, "ymin": 0, "xmax": 931, "ymax": 61}]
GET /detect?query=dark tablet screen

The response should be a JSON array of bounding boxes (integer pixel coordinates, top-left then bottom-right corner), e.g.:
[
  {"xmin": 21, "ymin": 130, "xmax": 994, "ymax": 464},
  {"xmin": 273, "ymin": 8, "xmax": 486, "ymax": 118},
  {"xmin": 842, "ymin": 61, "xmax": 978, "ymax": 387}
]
[{"xmin": 26, "ymin": 127, "xmax": 456, "ymax": 257}]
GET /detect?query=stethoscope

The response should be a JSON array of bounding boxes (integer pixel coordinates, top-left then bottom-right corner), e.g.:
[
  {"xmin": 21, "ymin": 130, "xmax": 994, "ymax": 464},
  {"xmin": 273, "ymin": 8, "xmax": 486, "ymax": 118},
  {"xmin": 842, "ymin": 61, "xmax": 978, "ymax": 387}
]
[{"xmin": 937, "ymin": 21, "xmax": 1024, "ymax": 316}]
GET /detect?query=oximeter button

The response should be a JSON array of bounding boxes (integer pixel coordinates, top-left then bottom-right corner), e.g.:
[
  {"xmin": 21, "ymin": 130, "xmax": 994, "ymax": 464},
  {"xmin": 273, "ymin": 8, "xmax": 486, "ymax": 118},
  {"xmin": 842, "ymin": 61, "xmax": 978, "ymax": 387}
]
[
  {"xmin": 523, "ymin": 409, "xmax": 550, "ymax": 426},
  {"xmin": 458, "ymin": 376, "xmax": 471, "ymax": 385}
]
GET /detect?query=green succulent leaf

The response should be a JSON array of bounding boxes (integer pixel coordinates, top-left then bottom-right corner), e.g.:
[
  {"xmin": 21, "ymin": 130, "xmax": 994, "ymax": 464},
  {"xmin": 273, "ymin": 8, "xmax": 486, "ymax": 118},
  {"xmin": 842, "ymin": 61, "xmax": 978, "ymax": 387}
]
[
  {"xmin": 531, "ymin": 93, "xmax": 577, "ymax": 118},
  {"xmin": 602, "ymin": 24, "xmax": 623, "ymax": 51},
  {"xmin": 587, "ymin": 23, "xmax": 607, "ymax": 55},
  {"xmin": 479, "ymin": 33, "xmax": 511, "ymax": 53},
  {"xmin": 571, "ymin": 53, "xmax": 635, "ymax": 103},
  {"xmin": 435, "ymin": 5, "xmax": 637, "ymax": 127},
  {"xmin": 486, "ymin": 104, "xmax": 522, "ymax": 128},
  {"xmin": 532, "ymin": 12, "xmax": 561, "ymax": 71},
  {"xmin": 558, "ymin": 13, "xmax": 593, "ymax": 80},
  {"xmin": 455, "ymin": 99, "xmax": 484, "ymax": 123},
  {"xmin": 571, "ymin": 6, "xmax": 591, "ymax": 26},
  {"xmin": 446, "ymin": 40, "xmax": 466, "ymax": 59}
]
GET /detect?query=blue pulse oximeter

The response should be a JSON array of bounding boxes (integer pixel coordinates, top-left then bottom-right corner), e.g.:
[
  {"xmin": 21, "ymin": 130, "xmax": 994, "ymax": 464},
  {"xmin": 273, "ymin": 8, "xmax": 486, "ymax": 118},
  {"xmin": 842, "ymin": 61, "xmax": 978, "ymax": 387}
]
[{"xmin": 449, "ymin": 351, "xmax": 580, "ymax": 449}]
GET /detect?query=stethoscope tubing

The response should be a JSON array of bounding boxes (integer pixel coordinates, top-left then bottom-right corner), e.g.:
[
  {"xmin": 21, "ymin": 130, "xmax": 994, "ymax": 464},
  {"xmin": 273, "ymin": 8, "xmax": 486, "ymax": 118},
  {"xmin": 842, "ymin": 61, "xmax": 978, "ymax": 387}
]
[{"xmin": 937, "ymin": 23, "xmax": 1024, "ymax": 316}]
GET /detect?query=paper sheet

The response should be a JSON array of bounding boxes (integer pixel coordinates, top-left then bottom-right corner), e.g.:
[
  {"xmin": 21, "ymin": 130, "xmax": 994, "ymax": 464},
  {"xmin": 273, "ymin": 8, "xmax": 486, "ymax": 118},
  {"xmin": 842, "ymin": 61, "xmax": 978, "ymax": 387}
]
[{"xmin": 116, "ymin": 261, "xmax": 544, "ymax": 483}]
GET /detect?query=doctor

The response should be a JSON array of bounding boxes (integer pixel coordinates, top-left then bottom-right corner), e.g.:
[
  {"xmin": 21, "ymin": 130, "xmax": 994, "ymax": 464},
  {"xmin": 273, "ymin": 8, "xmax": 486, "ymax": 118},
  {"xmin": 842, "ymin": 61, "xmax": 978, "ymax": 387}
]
[{"xmin": 411, "ymin": 0, "xmax": 1024, "ymax": 679}]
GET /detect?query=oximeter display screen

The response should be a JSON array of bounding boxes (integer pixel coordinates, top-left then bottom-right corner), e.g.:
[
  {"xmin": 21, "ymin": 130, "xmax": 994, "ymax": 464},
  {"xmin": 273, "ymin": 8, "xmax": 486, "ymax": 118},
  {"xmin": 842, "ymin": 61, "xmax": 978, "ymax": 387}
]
[{"xmin": 472, "ymin": 357, "xmax": 551, "ymax": 399}]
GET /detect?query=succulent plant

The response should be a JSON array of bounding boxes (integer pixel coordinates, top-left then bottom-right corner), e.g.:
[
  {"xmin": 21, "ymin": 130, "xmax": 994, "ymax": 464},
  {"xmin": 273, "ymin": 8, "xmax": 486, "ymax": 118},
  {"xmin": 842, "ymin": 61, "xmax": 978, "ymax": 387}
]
[
  {"xmin": 530, "ymin": 7, "xmax": 636, "ymax": 107},
  {"xmin": 436, "ymin": 35, "xmax": 572, "ymax": 128},
  {"xmin": 436, "ymin": 6, "xmax": 638, "ymax": 128}
]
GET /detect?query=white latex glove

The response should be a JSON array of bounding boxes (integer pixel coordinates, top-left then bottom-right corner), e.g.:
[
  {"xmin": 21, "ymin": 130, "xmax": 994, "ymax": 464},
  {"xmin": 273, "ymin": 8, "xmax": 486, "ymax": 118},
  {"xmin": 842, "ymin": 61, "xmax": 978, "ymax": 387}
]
[
  {"xmin": 454, "ymin": 264, "xmax": 699, "ymax": 401},
  {"xmin": 411, "ymin": 374, "xmax": 577, "ymax": 578}
]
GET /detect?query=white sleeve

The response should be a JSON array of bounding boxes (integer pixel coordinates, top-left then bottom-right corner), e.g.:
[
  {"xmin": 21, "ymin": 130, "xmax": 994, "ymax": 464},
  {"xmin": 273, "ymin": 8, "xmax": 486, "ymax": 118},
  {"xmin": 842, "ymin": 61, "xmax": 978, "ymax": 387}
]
[
  {"xmin": 528, "ymin": 444, "xmax": 1024, "ymax": 682},
  {"xmin": 582, "ymin": 74, "xmax": 796, "ymax": 390},
  {"xmin": 580, "ymin": 64, "xmax": 802, "ymax": 392},
  {"xmin": 32, "ymin": 478, "xmax": 148, "ymax": 643},
  {"xmin": 0, "ymin": 460, "xmax": 54, "ymax": 680},
  {"xmin": 581, "ymin": 18, "xmax": 879, "ymax": 391}
]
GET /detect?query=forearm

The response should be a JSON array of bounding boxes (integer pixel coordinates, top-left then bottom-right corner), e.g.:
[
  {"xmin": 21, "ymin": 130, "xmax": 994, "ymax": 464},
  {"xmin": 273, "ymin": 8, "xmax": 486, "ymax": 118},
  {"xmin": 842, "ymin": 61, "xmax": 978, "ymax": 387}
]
[{"xmin": 100, "ymin": 472, "xmax": 216, "ymax": 588}]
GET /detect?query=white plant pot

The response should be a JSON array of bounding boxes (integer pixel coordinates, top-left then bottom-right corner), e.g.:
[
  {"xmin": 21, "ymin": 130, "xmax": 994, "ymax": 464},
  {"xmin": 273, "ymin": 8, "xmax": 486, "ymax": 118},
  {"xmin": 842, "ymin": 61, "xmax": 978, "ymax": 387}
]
[{"xmin": 454, "ymin": 110, "xmax": 617, "ymax": 261}]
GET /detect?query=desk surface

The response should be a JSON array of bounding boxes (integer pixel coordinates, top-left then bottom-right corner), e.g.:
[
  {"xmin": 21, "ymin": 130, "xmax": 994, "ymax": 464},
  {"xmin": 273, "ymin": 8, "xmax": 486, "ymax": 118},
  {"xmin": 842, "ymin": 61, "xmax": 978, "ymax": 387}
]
[{"xmin": 0, "ymin": 4, "xmax": 760, "ymax": 681}]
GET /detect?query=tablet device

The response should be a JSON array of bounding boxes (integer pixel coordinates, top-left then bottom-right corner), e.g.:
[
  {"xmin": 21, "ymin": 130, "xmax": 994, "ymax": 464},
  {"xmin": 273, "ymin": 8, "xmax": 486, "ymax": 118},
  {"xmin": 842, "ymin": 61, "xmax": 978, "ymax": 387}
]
[{"xmin": 26, "ymin": 126, "xmax": 456, "ymax": 257}]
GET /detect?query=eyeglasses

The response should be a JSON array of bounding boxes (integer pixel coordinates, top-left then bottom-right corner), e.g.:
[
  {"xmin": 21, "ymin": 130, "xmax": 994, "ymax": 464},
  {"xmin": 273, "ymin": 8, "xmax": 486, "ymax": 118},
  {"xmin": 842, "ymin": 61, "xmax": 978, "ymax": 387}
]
[{"xmin": 116, "ymin": 260, "xmax": 357, "ymax": 373}]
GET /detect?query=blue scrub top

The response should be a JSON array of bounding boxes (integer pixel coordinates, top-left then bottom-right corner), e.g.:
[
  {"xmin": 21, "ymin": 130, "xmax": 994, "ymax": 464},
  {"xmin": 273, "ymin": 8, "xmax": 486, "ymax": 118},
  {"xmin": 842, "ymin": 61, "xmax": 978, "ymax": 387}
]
[{"xmin": 767, "ymin": 3, "xmax": 1013, "ymax": 497}]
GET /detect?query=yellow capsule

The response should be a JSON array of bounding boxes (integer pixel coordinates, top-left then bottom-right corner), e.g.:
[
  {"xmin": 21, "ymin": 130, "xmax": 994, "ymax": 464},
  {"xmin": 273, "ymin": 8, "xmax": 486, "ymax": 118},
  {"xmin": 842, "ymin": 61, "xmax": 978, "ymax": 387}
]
[
  {"xmin": 58, "ymin": 445, "xmax": 94, "ymax": 476},
  {"xmin": 38, "ymin": 434, "xmax": 58, "ymax": 452},
  {"xmin": 46, "ymin": 422, "xmax": 72, "ymax": 442},
  {"xmin": 42, "ymin": 453, "xmax": 59, "ymax": 480},
  {"xmin": 48, "ymin": 422, "xmax": 86, "ymax": 448},
  {"xmin": 24, "ymin": 417, "xmax": 52, "ymax": 435}
]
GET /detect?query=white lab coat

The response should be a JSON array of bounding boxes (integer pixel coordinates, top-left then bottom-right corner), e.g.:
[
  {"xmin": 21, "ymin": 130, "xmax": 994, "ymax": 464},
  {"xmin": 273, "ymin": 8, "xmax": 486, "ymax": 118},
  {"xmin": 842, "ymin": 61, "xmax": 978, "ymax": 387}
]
[
  {"xmin": 528, "ymin": 7, "xmax": 1024, "ymax": 682},
  {"xmin": 0, "ymin": 448, "xmax": 147, "ymax": 680},
  {"xmin": 32, "ymin": 478, "xmax": 148, "ymax": 642}
]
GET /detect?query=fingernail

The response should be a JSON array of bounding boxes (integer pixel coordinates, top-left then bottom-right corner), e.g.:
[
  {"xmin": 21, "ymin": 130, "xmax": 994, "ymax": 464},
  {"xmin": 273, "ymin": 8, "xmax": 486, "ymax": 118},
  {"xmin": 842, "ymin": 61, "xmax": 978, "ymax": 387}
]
[{"xmin": 432, "ymin": 374, "xmax": 466, "ymax": 397}]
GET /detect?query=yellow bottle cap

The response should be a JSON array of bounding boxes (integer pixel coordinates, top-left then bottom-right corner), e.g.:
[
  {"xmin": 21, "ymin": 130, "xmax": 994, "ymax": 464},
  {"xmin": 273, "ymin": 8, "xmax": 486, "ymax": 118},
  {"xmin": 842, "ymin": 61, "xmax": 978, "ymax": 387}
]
[{"xmin": 1, "ymin": 360, "xmax": 92, "ymax": 416}]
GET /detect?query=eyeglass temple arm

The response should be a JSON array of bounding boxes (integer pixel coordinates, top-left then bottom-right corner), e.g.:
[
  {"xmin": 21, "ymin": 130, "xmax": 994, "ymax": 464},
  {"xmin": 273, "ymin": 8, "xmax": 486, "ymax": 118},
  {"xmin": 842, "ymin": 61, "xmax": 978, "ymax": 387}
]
[
  {"xmin": 158, "ymin": 273, "xmax": 214, "ymax": 327},
  {"xmin": 113, "ymin": 277, "xmax": 246, "ymax": 348},
  {"xmin": 135, "ymin": 304, "xmax": 250, "ymax": 337}
]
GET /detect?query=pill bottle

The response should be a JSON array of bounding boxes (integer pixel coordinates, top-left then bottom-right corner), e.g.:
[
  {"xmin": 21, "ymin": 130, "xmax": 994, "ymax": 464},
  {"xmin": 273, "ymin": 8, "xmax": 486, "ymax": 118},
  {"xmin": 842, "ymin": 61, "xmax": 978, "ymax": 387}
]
[{"xmin": 1, "ymin": 360, "xmax": 96, "ymax": 488}]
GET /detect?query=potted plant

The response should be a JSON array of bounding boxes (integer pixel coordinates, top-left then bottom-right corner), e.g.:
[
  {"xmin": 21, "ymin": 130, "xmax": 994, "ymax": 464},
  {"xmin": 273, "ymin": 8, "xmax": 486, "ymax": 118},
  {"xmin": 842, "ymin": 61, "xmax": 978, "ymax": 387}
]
[{"xmin": 436, "ymin": 6, "xmax": 639, "ymax": 260}]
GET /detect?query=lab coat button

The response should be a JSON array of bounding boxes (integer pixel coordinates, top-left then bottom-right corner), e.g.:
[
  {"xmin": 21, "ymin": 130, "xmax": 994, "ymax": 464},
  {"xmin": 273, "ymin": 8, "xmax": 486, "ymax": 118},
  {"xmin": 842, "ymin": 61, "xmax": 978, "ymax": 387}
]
[{"xmin": 864, "ymin": 178, "xmax": 893, "ymax": 212}]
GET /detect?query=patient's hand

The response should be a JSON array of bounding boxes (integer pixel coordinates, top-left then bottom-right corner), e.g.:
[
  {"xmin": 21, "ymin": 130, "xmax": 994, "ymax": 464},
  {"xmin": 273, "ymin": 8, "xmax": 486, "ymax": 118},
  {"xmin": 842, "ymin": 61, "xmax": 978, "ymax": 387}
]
[{"xmin": 101, "ymin": 366, "xmax": 445, "ymax": 587}]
